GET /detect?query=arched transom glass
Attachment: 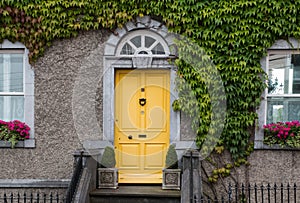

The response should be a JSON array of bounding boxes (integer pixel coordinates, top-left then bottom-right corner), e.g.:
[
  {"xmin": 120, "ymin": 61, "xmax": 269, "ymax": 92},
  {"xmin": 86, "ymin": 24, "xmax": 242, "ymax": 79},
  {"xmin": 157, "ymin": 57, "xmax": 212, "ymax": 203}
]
[{"xmin": 117, "ymin": 30, "xmax": 169, "ymax": 57}]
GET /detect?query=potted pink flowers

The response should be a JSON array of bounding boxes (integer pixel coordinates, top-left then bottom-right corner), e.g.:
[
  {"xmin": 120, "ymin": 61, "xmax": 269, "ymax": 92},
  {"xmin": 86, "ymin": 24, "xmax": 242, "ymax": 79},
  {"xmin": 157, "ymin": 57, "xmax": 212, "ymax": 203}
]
[
  {"xmin": 263, "ymin": 120, "xmax": 300, "ymax": 148},
  {"xmin": 0, "ymin": 120, "xmax": 30, "ymax": 148}
]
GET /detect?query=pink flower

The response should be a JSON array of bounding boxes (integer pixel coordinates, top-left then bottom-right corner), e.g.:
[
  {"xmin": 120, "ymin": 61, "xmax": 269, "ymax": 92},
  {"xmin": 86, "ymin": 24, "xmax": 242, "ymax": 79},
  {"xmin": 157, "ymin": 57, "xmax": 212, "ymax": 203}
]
[
  {"xmin": 0, "ymin": 120, "xmax": 7, "ymax": 125},
  {"xmin": 0, "ymin": 119, "xmax": 30, "ymax": 140},
  {"xmin": 7, "ymin": 122, "xmax": 15, "ymax": 131}
]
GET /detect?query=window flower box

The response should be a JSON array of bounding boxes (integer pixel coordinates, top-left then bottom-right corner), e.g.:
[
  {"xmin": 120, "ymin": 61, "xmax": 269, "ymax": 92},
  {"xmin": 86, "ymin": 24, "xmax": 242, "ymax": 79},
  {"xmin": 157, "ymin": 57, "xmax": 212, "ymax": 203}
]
[
  {"xmin": 263, "ymin": 120, "xmax": 300, "ymax": 148},
  {"xmin": 0, "ymin": 140, "xmax": 24, "ymax": 148},
  {"xmin": 0, "ymin": 120, "xmax": 30, "ymax": 148}
]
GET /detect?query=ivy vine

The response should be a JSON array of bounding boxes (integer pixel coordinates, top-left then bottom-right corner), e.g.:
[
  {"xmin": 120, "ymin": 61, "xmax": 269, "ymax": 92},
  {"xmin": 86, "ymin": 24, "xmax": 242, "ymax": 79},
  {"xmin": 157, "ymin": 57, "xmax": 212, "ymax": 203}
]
[{"xmin": 1, "ymin": 0, "xmax": 300, "ymax": 187}]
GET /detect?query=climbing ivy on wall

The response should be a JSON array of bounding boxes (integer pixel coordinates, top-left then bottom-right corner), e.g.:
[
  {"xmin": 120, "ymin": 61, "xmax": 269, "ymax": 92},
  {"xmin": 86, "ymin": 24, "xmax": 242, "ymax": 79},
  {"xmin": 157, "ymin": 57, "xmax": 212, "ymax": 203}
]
[{"xmin": 1, "ymin": 0, "xmax": 300, "ymax": 165}]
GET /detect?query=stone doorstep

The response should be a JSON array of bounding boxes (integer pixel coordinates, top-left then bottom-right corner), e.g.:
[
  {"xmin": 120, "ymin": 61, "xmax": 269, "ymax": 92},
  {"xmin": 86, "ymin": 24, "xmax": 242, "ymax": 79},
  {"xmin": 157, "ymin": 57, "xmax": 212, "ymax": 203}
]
[{"xmin": 90, "ymin": 185, "xmax": 181, "ymax": 198}]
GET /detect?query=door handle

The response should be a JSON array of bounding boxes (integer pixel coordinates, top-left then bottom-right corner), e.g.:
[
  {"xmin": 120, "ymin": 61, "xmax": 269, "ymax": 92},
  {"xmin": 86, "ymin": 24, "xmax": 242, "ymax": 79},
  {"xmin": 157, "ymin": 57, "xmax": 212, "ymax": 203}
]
[{"xmin": 128, "ymin": 135, "xmax": 133, "ymax": 140}]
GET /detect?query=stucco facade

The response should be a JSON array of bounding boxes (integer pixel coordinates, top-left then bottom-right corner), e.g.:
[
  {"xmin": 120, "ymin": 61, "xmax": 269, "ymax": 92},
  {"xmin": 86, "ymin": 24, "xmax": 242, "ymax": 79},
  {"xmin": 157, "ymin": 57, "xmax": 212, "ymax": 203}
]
[{"xmin": 0, "ymin": 30, "xmax": 108, "ymax": 180}]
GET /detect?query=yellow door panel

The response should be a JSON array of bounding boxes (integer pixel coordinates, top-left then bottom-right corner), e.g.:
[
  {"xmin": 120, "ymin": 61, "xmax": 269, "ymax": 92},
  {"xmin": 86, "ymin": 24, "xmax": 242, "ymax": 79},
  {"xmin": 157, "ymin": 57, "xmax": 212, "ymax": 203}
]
[
  {"xmin": 145, "ymin": 74, "xmax": 168, "ymax": 131},
  {"xmin": 144, "ymin": 143, "xmax": 166, "ymax": 169},
  {"xmin": 118, "ymin": 143, "xmax": 140, "ymax": 168},
  {"xmin": 115, "ymin": 69, "xmax": 170, "ymax": 183},
  {"xmin": 118, "ymin": 72, "xmax": 140, "ymax": 130}
]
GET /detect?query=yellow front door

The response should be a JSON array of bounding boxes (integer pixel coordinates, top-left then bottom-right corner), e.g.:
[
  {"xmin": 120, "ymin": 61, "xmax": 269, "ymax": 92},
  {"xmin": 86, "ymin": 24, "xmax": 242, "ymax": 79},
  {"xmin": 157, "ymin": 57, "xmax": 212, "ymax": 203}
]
[{"xmin": 114, "ymin": 69, "xmax": 170, "ymax": 183}]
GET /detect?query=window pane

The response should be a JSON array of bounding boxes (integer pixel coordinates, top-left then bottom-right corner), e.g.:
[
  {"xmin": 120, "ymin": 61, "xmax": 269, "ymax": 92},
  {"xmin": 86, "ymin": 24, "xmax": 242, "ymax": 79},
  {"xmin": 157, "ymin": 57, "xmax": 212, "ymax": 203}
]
[
  {"xmin": 10, "ymin": 54, "xmax": 23, "ymax": 92},
  {"xmin": 0, "ymin": 96, "xmax": 24, "ymax": 121},
  {"xmin": 292, "ymin": 54, "xmax": 300, "ymax": 93},
  {"xmin": 267, "ymin": 99, "xmax": 283, "ymax": 123},
  {"xmin": 138, "ymin": 51, "xmax": 148, "ymax": 55},
  {"xmin": 151, "ymin": 43, "xmax": 165, "ymax": 55},
  {"xmin": 0, "ymin": 55, "xmax": 2, "ymax": 92},
  {"xmin": 267, "ymin": 97, "xmax": 300, "ymax": 123},
  {"xmin": 0, "ymin": 53, "xmax": 23, "ymax": 92},
  {"xmin": 145, "ymin": 36, "xmax": 155, "ymax": 48},
  {"xmin": 130, "ymin": 36, "xmax": 141, "ymax": 48},
  {"xmin": 287, "ymin": 100, "xmax": 300, "ymax": 121},
  {"xmin": 120, "ymin": 43, "xmax": 135, "ymax": 55},
  {"xmin": 268, "ymin": 53, "xmax": 300, "ymax": 94}
]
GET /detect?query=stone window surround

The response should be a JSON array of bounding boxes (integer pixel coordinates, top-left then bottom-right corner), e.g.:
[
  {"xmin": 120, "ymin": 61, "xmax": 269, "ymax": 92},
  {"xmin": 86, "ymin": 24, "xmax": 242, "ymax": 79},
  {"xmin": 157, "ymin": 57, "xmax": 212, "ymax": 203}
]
[
  {"xmin": 255, "ymin": 38, "xmax": 300, "ymax": 150},
  {"xmin": 0, "ymin": 40, "xmax": 35, "ymax": 148}
]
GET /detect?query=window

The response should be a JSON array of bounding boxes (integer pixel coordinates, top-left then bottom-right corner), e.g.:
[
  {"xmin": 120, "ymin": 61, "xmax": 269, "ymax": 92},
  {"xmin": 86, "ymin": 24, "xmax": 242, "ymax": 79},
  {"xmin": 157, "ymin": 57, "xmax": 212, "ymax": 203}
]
[
  {"xmin": 0, "ymin": 50, "xmax": 25, "ymax": 121},
  {"xmin": 267, "ymin": 50, "xmax": 300, "ymax": 123},
  {"xmin": 0, "ymin": 40, "xmax": 34, "ymax": 148},
  {"xmin": 117, "ymin": 30, "xmax": 169, "ymax": 57}
]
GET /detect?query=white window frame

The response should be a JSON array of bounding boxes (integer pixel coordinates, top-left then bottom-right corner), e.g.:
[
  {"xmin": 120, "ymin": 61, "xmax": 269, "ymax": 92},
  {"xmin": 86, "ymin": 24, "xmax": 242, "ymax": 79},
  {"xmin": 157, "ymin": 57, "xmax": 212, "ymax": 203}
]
[
  {"xmin": 255, "ymin": 38, "xmax": 300, "ymax": 150},
  {"xmin": 0, "ymin": 40, "xmax": 35, "ymax": 148},
  {"xmin": 266, "ymin": 50, "xmax": 300, "ymax": 123}
]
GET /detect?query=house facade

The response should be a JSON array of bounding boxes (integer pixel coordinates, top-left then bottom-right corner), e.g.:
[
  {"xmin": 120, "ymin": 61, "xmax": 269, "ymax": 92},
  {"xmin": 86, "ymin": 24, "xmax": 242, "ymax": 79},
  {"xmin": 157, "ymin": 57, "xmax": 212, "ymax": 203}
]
[
  {"xmin": 0, "ymin": 17, "xmax": 197, "ymax": 189},
  {"xmin": 0, "ymin": 1, "xmax": 299, "ymax": 198}
]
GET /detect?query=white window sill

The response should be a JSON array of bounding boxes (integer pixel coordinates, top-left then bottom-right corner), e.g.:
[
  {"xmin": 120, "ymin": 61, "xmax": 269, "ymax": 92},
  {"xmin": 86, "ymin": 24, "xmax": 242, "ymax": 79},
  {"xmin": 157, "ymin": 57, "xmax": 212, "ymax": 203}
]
[{"xmin": 0, "ymin": 139, "xmax": 35, "ymax": 148}]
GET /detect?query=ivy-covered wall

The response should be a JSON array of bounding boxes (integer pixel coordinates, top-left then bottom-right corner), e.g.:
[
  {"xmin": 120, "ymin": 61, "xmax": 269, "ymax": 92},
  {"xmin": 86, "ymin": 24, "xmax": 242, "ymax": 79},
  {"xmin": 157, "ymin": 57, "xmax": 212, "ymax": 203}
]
[
  {"xmin": 1, "ymin": 0, "xmax": 298, "ymax": 157},
  {"xmin": 1, "ymin": 0, "xmax": 300, "ymax": 187}
]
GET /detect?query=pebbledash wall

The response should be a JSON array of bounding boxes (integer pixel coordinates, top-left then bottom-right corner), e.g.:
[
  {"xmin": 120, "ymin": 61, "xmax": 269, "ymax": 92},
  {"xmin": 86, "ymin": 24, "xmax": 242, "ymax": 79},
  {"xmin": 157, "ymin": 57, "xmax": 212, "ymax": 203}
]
[
  {"xmin": 0, "ymin": 30, "xmax": 109, "ymax": 189},
  {"xmin": 0, "ymin": 19, "xmax": 299, "ymax": 192}
]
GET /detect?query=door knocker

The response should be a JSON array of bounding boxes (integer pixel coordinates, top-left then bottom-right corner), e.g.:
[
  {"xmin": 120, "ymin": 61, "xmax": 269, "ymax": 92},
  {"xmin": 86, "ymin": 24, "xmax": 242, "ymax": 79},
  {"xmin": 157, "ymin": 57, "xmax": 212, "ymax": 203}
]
[{"xmin": 139, "ymin": 98, "xmax": 147, "ymax": 106}]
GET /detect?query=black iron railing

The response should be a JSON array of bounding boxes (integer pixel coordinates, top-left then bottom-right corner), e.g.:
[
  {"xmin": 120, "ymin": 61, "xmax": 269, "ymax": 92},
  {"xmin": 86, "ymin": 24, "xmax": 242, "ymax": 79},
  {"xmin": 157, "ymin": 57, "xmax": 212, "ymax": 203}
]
[
  {"xmin": 0, "ymin": 152, "xmax": 86, "ymax": 203},
  {"xmin": 1, "ymin": 192, "xmax": 64, "ymax": 203},
  {"xmin": 200, "ymin": 183, "xmax": 299, "ymax": 203},
  {"xmin": 65, "ymin": 151, "xmax": 84, "ymax": 203}
]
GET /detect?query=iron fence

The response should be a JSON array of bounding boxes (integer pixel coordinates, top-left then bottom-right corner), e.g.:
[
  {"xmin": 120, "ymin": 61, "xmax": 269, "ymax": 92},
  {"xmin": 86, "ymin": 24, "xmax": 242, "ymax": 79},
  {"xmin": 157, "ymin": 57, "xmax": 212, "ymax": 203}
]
[
  {"xmin": 0, "ymin": 152, "xmax": 84, "ymax": 203},
  {"xmin": 0, "ymin": 192, "xmax": 64, "ymax": 203},
  {"xmin": 200, "ymin": 183, "xmax": 299, "ymax": 203}
]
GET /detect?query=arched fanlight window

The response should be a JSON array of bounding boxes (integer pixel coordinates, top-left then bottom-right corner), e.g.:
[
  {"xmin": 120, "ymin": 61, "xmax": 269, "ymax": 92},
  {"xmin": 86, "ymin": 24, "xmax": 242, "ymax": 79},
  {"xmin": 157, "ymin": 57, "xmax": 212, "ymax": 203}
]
[{"xmin": 117, "ymin": 30, "xmax": 169, "ymax": 57}]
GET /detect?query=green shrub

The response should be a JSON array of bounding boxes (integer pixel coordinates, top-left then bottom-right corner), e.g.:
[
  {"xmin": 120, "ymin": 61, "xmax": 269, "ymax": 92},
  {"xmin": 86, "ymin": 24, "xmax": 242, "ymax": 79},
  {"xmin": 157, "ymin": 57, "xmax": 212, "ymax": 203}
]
[
  {"xmin": 165, "ymin": 144, "xmax": 178, "ymax": 169},
  {"xmin": 100, "ymin": 146, "xmax": 116, "ymax": 168}
]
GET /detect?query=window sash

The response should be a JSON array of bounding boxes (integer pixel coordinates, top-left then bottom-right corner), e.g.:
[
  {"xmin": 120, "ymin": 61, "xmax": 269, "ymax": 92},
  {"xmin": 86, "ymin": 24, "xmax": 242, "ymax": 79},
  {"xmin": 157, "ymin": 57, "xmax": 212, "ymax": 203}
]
[
  {"xmin": 267, "ymin": 96, "xmax": 300, "ymax": 123},
  {"xmin": 266, "ymin": 50, "xmax": 300, "ymax": 123},
  {"xmin": 267, "ymin": 51, "xmax": 300, "ymax": 95},
  {"xmin": 0, "ymin": 95, "xmax": 24, "ymax": 121},
  {"xmin": 0, "ymin": 50, "xmax": 25, "ymax": 121},
  {"xmin": 0, "ymin": 53, "xmax": 24, "ymax": 94}
]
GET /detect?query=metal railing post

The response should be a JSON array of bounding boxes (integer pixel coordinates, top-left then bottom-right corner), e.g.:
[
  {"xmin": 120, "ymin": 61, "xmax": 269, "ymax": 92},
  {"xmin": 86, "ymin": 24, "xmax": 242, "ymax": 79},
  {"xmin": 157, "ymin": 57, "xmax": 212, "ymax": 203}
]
[{"xmin": 181, "ymin": 150, "xmax": 201, "ymax": 203}]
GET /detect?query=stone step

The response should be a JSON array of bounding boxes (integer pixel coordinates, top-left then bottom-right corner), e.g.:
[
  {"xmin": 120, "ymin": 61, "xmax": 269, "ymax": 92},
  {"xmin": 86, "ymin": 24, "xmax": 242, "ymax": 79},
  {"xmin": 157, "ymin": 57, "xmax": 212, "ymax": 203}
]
[{"xmin": 90, "ymin": 185, "xmax": 181, "ymax": 203}]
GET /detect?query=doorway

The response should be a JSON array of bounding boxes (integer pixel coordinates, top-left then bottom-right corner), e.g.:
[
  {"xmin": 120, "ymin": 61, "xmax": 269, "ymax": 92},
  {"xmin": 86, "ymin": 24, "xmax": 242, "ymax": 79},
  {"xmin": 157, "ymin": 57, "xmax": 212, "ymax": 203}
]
[{"xmin": 114, "ymin": 69, "xmax": 170, "ymax": 183}]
